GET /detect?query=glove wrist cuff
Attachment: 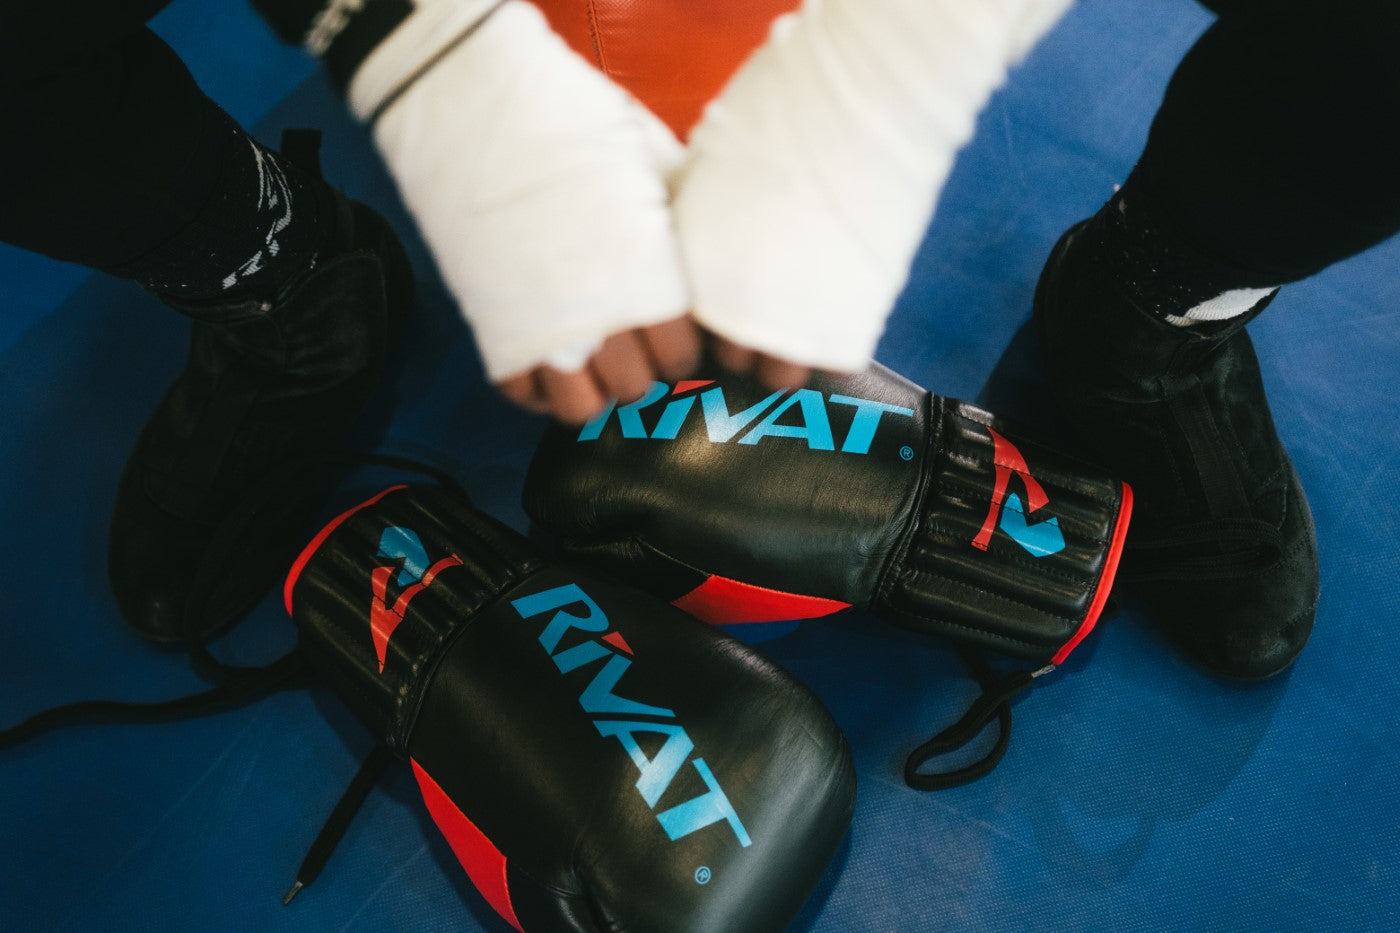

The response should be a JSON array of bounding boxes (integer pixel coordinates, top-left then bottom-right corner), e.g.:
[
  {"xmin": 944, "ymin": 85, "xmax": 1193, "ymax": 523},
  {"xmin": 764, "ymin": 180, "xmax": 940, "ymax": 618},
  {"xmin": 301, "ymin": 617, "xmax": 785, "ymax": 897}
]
[
  {"xmin": 882, "ymin": 399, "xmax": 1133, "ymax": 665},
  {"xmin": 286, "ymin": 485, "xmax": 544, "ymax": 753}
]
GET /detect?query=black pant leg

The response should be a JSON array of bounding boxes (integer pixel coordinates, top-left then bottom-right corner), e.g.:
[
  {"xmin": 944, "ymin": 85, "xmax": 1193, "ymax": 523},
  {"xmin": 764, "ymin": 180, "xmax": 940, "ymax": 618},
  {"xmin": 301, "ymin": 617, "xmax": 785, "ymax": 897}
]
[
  {"xmin": 0, "ymin": 2, "xmax": 255, "ymax": 274},
  {"xmin": 1134, "ymin": 0, "xmax": 1400, "ymax": 281}
]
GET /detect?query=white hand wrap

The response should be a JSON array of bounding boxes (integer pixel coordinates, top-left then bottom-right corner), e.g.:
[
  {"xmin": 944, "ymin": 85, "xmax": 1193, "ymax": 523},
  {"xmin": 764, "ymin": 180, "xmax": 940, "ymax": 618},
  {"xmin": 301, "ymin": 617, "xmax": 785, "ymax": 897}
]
[
  {"xmin": 349, "ymin": 0, "xmax": 690, "ymax": 380},
  {"xmin": 674, "ymin": 0, "xmax": 1073, "ymax": 371}
]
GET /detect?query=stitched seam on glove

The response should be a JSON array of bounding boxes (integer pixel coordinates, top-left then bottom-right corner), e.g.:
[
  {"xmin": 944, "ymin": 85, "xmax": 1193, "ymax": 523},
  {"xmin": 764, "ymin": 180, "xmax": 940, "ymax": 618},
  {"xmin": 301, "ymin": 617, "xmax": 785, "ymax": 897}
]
[
  {"xmin": 912, "ymin": 524, "xmax": 1098, "ymax": 589},
  {"xmin": 874, "ymin": 390, "xmax": 942, "ymax": 611},
  {"xmin": 892, "ymin": 562, "xmax": 1078, "ymax": 627},
  {"xmin": 393, "ymin": 534, "xmax": 545, "ymax": 749},
  {"xmin": 882, "ymin": 602, "xmax": 1064, "ymax": 659},
  {"xmin": 934, "ymin": 470, "xmax": 1116, "ymax": 550}
]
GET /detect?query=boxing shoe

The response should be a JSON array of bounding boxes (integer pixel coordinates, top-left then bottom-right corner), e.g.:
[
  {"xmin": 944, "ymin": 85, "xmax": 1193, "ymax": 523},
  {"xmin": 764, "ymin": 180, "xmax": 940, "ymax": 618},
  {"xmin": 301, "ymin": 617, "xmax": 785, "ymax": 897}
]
[
  {"xmin": 1033, "ymin": 219, "xmax": 1318, "ymax": 679},
  {"xmin": 108, "ymin": 150, "xmax": 413, "ymax": 643}
]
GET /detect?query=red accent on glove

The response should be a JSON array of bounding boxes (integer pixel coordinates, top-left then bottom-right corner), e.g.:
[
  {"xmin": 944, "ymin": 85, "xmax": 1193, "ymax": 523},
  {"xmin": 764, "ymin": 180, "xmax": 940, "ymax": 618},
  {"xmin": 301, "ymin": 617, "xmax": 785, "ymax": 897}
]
[
  {"xmin": 411, "ymin": 758, "xmax": 521, "ymax": 932},
  {"xmin": 673, "ymin": 573, "xmax": 852, "ymax": 625}
]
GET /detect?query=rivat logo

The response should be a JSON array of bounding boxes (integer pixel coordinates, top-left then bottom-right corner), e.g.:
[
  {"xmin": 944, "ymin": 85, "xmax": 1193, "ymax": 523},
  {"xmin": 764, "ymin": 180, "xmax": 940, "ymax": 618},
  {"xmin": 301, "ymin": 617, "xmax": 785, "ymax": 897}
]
[
  {"xmin": 369, "ymin": 526, "xmax": 463, "ymax": 673},
  {"xmin": 511, "ymin": 583, "xmax": 753, "ymax": 850},
  {"xmin": 972, "ymin": 428, "xmax": 1066, "ymax": 558},
  {"xmin": 578, "ymin": 379, "xmax": 915, "ymax": 455}
]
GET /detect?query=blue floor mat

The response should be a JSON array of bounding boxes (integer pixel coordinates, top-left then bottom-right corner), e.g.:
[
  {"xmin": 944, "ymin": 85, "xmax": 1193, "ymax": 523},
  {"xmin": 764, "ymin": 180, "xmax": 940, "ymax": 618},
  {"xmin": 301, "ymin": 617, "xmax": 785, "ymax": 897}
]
[{"xmin": 3, "ymin": 2, "xmax": 1398, "ymax": 930}]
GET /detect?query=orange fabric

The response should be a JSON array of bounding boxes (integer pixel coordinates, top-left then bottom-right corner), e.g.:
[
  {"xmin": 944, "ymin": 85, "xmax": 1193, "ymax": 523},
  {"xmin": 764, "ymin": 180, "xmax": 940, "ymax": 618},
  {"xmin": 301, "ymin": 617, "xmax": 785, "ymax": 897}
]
[{"xmin": 528, "ymin": 0, "xmax": 801, "ymax": 139}]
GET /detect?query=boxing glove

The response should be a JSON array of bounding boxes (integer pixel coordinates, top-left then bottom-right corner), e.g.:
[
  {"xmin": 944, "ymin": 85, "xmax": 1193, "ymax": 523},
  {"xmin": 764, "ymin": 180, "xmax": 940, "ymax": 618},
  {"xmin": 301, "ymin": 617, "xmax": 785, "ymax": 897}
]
[
  {"xmin": 523, "ymin": 362, "xmax": 1132, "ymax": 668},
  {"xmin": 284, "ymin": 484, "xmax": 854, "ymax": 931}
]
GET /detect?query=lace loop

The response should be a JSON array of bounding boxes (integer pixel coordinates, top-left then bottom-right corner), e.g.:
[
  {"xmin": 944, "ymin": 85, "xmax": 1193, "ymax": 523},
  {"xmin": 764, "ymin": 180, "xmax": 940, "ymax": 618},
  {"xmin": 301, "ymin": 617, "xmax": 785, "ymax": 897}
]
[{"xmin": 903, "ymin": 646, "xmax": 1047, "ymax": 791}]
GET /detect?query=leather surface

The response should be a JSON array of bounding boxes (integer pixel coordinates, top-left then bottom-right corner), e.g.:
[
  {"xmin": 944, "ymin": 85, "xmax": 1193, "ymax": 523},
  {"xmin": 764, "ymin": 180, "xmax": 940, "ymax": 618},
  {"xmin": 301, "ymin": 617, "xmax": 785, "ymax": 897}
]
[
  {"xmin": 527, "ymin": 364, "xmax": 929, "ymax": 607},
  {"xmin": 289, "ymin": 485, "xmax": 855, "ymax": 931},
  {"xmin": 888, "ymin": 396, "xmax": 1129, "ymax": 661},
  {"xmin": 525, "ymin": 363, "xmax": 1131, "ymax": 663}
]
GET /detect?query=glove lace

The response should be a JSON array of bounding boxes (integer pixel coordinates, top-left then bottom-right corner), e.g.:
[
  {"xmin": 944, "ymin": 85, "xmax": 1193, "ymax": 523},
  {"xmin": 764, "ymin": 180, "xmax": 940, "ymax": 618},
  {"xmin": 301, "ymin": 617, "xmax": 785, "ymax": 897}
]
[
  {"xmin": 902, "ymin": 645, "xmax": 1051, "ymax": 791},
  {"xmin": 0, "ymin": 451, "xmax": 464, "ymax": 901}
]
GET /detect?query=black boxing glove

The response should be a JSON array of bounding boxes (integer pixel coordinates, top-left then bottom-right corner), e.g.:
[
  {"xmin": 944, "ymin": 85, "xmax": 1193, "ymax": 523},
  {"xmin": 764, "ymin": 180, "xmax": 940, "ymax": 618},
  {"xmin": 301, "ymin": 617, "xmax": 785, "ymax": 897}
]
[
  {"xmin": 284, "ymin": 484, "xmax": 853, "ymax": 932},
  {"xmin": 524, "ymin": 362, "xmax": 1132, "ymax": 667},
  {"xmin": 523, "ymin": 363, "xmax": 1132, "ymax": 787}
]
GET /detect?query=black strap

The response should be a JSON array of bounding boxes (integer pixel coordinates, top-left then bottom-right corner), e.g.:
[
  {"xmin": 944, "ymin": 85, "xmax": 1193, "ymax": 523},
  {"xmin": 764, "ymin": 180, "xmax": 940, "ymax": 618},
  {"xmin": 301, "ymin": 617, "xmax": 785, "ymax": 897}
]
[
  {"xmin": 903, "ymin": 646, "xmax": 1050, "ymax": 791},
  {"xmin": 1120, "ymin": 515, "xmax": 1282, "ymax": 583},
  {"xmin": 248, "ymin": 0, "xmax": 416, "ymax": 97},
  {"xmin": 284, "ymin": 743, "xmax": 395, "ymax": 905}
]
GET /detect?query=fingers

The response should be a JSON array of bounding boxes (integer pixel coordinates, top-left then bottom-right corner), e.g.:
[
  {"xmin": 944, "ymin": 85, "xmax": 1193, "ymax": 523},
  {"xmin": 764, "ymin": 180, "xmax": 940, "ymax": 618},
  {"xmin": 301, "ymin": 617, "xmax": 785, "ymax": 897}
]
[
  {"xmin": 497, "ymin": 371, "xmax": 550, "ymax": 415},
  {"xmin": 495, "ymin": 315, "xmax": 702, "ymax": 425},
  {"xmin": 711, "ymin": 335, "xmax": 757, "ymax": 374},
  {"xmin": 589, "ymin": 330, "xmax": 656, "ymax": 405},
  {"xmin": 640, "ymin": 316, "xmax": 702, "ymax": 380},
  {"xmin": 538, "ymin": 367, "xmax": 612, "ymax": 424},
  {"xmin": 589, "ymin": 315, "xmax": 703, "ymax": 403},
  {"xmin": 711, "ymin": 335, "xmax": 812, "ymax": 391},
  {"xmin": 497, "ymin": 367, "xmax": 607, "ymax": 424},
  {"xmin": 497, "ymin": 319, "xmax": 822, "ymax": 424},
  {"xmin": 755, "ymin": 356, "xmax": 811, "ymax": 392}
]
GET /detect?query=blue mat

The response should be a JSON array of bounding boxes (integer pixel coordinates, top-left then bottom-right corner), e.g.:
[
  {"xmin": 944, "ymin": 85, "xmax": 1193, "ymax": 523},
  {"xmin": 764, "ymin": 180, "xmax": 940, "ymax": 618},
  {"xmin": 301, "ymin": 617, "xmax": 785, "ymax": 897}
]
[{"xmin": 4, "ymin": 1, "xmax": 1398, "ymax": 930}]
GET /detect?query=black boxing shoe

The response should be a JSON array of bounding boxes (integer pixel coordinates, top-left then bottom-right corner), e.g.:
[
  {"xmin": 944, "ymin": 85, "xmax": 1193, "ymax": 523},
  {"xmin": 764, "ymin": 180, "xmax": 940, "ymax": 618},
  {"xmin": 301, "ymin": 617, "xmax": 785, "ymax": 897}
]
[
  {"xmin": 108, "ymin": 177, "xmax": 413, "ymax": 643},
  {"xmin": 1033, "ymin": 219, "xmax": 1318, "ymax": 679}
]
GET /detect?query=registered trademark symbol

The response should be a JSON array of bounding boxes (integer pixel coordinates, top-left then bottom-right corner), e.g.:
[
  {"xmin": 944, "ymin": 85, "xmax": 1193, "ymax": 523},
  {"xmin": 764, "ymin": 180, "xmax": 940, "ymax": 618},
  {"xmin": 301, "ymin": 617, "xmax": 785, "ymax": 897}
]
[
  {"xmin": 899, "ymin": 445, "xmax": 914, "ymax": 461},
  {"xmin": 694, "ymin": 866, "xmax": 712, "ymax": 885}
]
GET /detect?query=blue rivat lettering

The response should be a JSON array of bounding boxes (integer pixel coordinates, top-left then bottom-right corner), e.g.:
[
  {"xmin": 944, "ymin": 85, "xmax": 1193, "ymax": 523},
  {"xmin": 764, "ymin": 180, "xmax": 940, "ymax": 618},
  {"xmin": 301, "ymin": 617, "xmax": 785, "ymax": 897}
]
[
  {"xmin": 655, "ymin": 758, "xmax": 753, "ymax": 847},
  {"xmin": 577, "ymin": 381, "xmax": 913, "ymax": 456},
  {"xmin": 512, "ymin": 579, "xmax": 754, "ymax": 850},
  {"xmin": 578, "ymin": 654, "xmax": 674, "ymax": 719},
  {"xmin": 550, "ymin": 638, "xmax": 612, "ymax": 674},
  {"xmin": 577, "ymin": 381, "xmax": 669, "ymax": 441},
  {"xmin": 651, "ymin": 395, "xmax": 697, "ymax": 440},
  {"xmin": 700, "ymin": 387, "xmax": 785, "ymax": 442},
  {"xmin": 593, "ymin": 719, "xmax": 694, "ymax": 806},
  {"xmin": 829, "ymin": 394, "xmax": 915, "ymax": 454},
  {"xmin": 511, "ymin": 584, "xmax": 609, "ymax": 653},
  {"xmin": 739, "ymin": 388, "xmax": 835, "ymax": 450},
  {"xmin": 615, "ymin": 382, "xmax": 669, "ymax": 438}
]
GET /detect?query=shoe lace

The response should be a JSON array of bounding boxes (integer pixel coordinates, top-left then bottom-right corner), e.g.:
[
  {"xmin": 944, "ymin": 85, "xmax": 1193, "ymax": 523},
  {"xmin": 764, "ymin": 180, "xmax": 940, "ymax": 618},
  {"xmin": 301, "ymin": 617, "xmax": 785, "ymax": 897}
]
[
  {"xmin": 0, "ymin": 451, "xmax": 464, "ymax": 905},
  {"xmin": 903, "ymin": 645, "xmax": 1055, "ymax": 791}
]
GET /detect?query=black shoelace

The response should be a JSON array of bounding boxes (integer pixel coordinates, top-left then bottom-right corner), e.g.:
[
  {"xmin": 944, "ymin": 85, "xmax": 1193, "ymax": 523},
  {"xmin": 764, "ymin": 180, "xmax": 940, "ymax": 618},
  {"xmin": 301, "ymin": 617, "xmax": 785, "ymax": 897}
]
[
  {"xmin": 282, "ymin": 742, "xmax": 395, "ymax": 904},
  {"xmin": 0, "ymin": 452, "xmax": 465, "ymax": 903},
  {"xmin": 903, "ymin": 644, "xmax": 1053, "ymax": 791}
]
